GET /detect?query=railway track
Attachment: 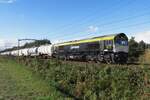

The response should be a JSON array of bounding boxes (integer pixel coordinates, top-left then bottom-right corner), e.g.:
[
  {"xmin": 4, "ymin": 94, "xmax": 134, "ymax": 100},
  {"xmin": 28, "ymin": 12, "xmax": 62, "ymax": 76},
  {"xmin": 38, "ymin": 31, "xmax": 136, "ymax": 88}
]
[{"xmin": 5, "ymin": 55, "xmax": 149, "ymax": 66}]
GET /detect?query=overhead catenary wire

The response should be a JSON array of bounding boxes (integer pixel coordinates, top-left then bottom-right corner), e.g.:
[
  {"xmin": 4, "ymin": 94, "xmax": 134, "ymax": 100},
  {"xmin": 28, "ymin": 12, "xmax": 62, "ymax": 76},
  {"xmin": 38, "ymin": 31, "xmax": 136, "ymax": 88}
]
[
  {"xmin": 48, "ymin": 0, "xmax": 135, "ymax": 38},
  {"xmin": 52, "ymin": 10, "xmax": 150, "ymax": 41},
  {"xmin": 50, "ymin": 0, "xmax": 147, "ymax": 40},
  {"xmin": 55, "ymin": 20, "xmax": 150, "ymax": 42},
  {"xmin": 27, "ymin": 0, "xmax": 136, "ymax": 41},
  {"xmin": 50, "ymin": 0, "xmax": 124, "ymax": 33}
]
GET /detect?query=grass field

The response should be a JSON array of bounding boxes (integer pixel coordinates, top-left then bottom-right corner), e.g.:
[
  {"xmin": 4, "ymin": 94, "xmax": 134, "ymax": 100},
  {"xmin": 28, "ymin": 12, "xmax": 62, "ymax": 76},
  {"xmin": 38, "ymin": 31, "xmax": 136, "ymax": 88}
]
[
  {"xmin": 0, "ymin": 50, "xmax": 149, "ymax": 100},
  {"xmin": 0, "ymin": 58, "xmax": 70, "ymax": 100},
  {"xmin": 18, "ymin": 58, "xmax": 146, "ymax": 99}
]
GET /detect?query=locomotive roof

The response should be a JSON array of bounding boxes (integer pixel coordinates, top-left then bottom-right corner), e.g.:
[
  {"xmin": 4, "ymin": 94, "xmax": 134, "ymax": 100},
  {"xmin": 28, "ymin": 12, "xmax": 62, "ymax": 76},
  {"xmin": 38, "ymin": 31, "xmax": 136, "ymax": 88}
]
[{"xmin": 55, "ymin": 33, "xmax": 126, "ymax": 46}]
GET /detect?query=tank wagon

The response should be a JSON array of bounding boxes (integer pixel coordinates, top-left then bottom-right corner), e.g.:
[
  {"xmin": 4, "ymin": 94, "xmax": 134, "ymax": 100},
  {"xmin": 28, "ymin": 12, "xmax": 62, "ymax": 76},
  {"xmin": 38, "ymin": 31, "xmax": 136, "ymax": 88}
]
[
  {"xmin": 0, "ymin": 33, "xmax": 128, "ymax": 63},
  {"xmin": 0, "ymin": 51, "xmax": 10, "ymax": 56},
  {"xmin": 21, "ymin": 48, "xmax": 29, "ymax": 56},
  {"xmin": 28, "ymin": 47, "xmax": 38, "ymax": 56},
  {"xmin": 11, "ymin": 50, "xmax": 18, "ymax": 56},
  {"xmin": 37, "ymin": 45, "xmax": 53, "ymax": 58}
]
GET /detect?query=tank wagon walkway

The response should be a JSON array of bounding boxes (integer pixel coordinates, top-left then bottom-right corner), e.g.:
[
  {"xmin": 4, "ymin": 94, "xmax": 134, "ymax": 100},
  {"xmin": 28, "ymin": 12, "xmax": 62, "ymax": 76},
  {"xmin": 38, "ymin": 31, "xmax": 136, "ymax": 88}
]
[{"xmin": 0, "ymin": 58, "xmax": 62, "ymax": 100}]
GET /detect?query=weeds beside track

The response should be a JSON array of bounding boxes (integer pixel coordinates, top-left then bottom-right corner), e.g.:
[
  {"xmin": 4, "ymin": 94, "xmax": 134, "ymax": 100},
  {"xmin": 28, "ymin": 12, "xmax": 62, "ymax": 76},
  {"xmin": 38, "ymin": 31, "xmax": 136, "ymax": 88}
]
[
  {"xmin": 0, "ymin": 50, "xmax": 150, "ymax": 100},
  {"xmin": 16, "ymin": 57, "xmax": 146, "ymax": 99}
]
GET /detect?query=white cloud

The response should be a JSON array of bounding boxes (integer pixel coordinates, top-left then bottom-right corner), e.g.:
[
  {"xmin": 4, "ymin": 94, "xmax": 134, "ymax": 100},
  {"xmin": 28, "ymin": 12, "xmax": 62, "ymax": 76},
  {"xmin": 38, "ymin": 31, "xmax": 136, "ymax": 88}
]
[
  {"xmin": 0, "ymin": 39, "xmax": 17, "ymax": 50},
  {"xmin": 135, "ymin": 31, "xmax": 150, "ymax": 43},
  {"xmin": 87, "ymin": 25, "xmax": 99, "ymax": 33},
  {"xmin": 0, "ymin": 0, "xmax": 16, "ymax": 4}
]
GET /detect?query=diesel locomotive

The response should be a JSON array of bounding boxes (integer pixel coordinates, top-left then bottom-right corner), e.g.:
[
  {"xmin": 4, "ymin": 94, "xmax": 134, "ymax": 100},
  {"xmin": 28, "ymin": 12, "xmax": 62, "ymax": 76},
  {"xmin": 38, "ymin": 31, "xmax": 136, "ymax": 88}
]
[{"xmin": 53, "ymin": 33, "xmax": 128, "ymax": 63}]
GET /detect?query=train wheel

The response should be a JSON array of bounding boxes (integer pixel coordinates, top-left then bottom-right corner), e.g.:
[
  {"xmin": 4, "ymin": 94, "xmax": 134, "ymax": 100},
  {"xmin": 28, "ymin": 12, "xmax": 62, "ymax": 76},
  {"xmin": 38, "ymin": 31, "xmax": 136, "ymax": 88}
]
[
  {"xmin": 97, "ymin": 54, "xmax": 103, "ymax": 63},
  {"xmin": 106, "ymin": 59, "xmax": 112, "ymax": 64},
  {"xmin": 104, "ymin": 54, "xmax": 113, "ymax": 64}
]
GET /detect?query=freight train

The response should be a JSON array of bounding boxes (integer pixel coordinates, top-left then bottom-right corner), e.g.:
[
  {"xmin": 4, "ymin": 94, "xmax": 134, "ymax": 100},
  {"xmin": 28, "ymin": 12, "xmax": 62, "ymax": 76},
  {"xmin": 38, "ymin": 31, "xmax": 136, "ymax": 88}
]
[{"xmin": 0, "ymin": 33, "xmax": 128, "ymax": 64}]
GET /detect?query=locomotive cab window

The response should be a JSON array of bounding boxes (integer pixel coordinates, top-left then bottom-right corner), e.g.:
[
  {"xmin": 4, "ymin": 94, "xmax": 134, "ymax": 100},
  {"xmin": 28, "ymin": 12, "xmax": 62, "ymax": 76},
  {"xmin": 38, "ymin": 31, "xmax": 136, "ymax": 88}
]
[
  {"xmin": 115, "ymin": 33, "xmax": 128, "ymax": 46},
  {"xmin": 115, "ymin": 39, "xmax": 128, "ymax": 46}
]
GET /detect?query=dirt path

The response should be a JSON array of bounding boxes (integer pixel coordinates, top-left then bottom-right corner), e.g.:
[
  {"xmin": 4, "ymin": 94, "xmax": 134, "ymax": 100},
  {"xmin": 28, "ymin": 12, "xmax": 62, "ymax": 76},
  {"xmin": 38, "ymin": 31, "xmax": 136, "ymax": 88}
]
[{"xmin": 0, "ymin": 59, "xmax": 64, "ymax": 100}]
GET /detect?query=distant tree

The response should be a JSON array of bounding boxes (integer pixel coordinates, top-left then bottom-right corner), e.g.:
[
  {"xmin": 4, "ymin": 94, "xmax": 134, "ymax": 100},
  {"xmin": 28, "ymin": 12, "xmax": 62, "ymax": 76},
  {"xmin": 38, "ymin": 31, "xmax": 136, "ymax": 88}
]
[
  {"xmin": 23, "ymin": 39, "xmax": 51, "ymax": 48},
  {"xmin": 128, "ymin": 37, "xmax": 139, "ymax": 62},
  {"xmin": 146, "ymin": 43, "xmax": 150, "ymax": 49},
  {"xmin": 138, "ymin": 40, "xmax": 146, "ymax": 53},
  {"xmin": 128, "ymin": 37, "xmax": 148, "ymax": 62}
]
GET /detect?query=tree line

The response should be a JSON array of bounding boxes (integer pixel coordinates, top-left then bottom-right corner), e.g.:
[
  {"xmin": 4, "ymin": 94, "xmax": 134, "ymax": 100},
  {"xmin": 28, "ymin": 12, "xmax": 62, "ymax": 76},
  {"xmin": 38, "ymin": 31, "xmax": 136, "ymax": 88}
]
[{"xmin": 128, "ymin": 37, "xmax": 150, "ymax": 62}]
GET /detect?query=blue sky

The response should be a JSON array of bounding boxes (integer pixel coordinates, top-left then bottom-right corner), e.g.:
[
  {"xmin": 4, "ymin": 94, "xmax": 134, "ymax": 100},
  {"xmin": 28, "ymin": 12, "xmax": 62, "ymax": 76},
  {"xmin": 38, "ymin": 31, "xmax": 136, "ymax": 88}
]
[{"xmin": 0, "ymin": 0, "xmax": 150, "ymax": 49}]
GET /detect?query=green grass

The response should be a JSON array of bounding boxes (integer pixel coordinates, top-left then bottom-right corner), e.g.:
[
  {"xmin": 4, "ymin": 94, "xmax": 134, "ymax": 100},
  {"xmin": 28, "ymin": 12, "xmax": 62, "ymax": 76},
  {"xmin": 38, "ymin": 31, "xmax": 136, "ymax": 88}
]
[
  {"xmin": 0, "ymin": 57, "xmax": 68, "ymax": 100},
  {"xmin": 17, "ymin": 57, "xmax": 145, "ymax": 100},
  {"xmin": 0, "ymin": 53, "xmax": 150, "ymax": 100}
]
